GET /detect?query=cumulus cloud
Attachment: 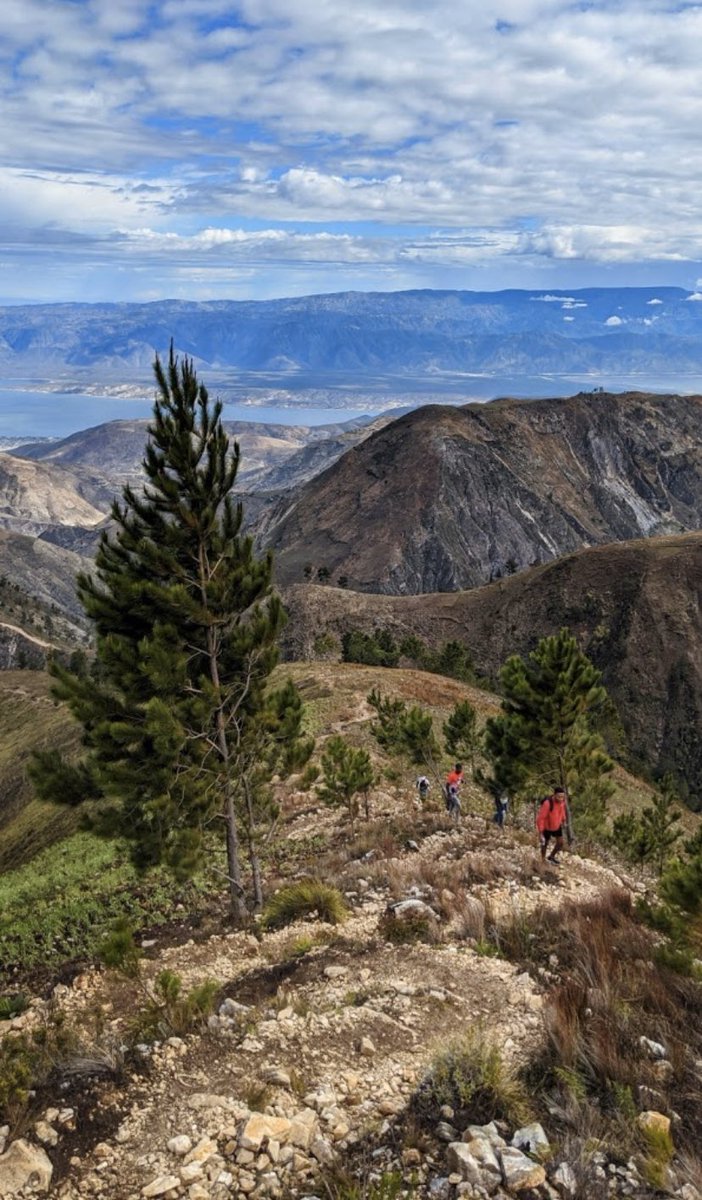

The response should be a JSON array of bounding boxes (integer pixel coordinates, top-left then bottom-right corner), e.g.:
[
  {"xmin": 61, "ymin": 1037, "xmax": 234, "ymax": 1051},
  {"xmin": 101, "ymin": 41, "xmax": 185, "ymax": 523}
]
[
  {"xmin": 4, "ymin": 0, "xmax": 702, "ymax": 298},
  {"xmin": 605, "ymin": 315, "xmax": 624, "ymax": 326}
]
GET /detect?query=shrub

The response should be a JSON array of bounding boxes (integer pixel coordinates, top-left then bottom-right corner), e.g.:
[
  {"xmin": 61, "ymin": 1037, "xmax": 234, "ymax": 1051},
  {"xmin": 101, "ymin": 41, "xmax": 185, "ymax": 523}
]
[
  {"xmin": 0, "ymin": 994, "xmax": 29, "ymax": 1022},
  {"xmin": 134, "ymin": 970, "xmax": 218, "ymax": 1041},
  {"xmin": 261, "ymin": 879, "xmax": 348, "ymax": 930},
  {"xmin": 98, "ymin": 917, "xmax": 142, "ymax": 978},
  {"xmin": 419, "ymin": 1033, "xmax": 531, "ymax": 1128},
  {"xmin": 0, "ymin": 1006, "xmax": 82, "ymax": 1125},
  {"xmin": 342, "ymin": 629, "xmax": 400, "ymax": 668},
  {"xmin": 378, "ymin": 910, "xmax": 438, "ymax": 945},
  {"xmin": 299, "ymin": 762, "xmax": 320, "ymax": 790},
  {"xmin": 641, "ymin": 1122, "xmax": 674, "ymax": 1190}
]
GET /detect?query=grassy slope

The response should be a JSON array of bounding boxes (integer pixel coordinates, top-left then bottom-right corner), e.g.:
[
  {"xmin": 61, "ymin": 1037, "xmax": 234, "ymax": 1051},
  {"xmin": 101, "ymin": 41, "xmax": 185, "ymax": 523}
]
[
  {"xmin": 0, "ymin": 670, "xmax": 82, "ymax": 870},
  {"xmin": 0, "ymin": 662, "xmax": 696, "ymax": 987}
]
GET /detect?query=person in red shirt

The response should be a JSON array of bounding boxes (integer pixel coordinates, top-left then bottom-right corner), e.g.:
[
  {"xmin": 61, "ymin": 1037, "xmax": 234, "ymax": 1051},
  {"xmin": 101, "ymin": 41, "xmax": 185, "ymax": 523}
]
[
  {"xmin": 444, "ymin": 763, "xmax": 463, "ymax": 817},
  {"xmin": 536, "ymin": 786, "xmax": 570, "ymax": 864}
]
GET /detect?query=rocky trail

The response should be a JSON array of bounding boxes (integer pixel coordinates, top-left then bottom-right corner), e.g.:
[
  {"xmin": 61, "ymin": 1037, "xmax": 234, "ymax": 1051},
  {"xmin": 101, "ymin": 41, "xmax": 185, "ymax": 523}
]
[{"xmin": 0, "ymin": 791, "xmax": 663, "ymax": 1200}]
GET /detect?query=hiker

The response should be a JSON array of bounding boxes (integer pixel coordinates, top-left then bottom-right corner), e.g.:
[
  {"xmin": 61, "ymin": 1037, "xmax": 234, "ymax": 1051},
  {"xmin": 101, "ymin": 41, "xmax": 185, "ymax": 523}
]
[
  {"xmin": 493, "ymin": 791, "xmax": 509, "ymax": 828},
  {"xmin": 536, "ymin": 786, "xmax": 570, "ymax": 864},
  {"xmin": 415, "ymin": 775, "xmax": 430, "ymax": 804},
  {"xmin": 445, "ymin": 762, "xmax": 463, "ymax": 819}
]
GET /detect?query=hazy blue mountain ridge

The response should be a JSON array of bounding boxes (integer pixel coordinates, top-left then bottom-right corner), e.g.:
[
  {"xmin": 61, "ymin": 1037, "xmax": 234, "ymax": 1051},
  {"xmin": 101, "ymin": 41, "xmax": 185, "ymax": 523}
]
[{"xmin": 1, "ymin": 288, "xmax": 702, "ymax": 376}]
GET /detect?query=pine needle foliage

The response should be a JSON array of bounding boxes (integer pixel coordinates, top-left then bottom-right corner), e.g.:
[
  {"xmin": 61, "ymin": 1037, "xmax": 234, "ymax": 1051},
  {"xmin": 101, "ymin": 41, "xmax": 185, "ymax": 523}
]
[
  {"xmin": 318, "ymin": 735, "xmax": 375, "ymax": 822},
  {"xmin": 31, "ymin": 348, "xmax": 290, "ymax": 919},
  {"xmin": 484, "ymin": 628, "xmax": 614, "ymax": 832}
]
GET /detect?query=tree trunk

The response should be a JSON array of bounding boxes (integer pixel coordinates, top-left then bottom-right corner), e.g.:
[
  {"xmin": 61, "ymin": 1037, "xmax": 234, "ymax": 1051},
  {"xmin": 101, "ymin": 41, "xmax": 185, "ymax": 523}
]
[
  {"xmin": 243, "ymin": 780, "xmax": 264, "ymax": 910},
  {"xmin": 224, "ymin": 775, "xmax": 247, "ymax": 923}
]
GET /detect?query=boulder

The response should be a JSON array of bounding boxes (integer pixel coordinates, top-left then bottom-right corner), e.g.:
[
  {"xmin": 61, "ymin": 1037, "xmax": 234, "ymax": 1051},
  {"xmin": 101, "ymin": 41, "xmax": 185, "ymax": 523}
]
[
  {"xmin": 637, "ymin": 1111, "xmax": 671, "ymax": 1138},
  {"xmin": 167, "ymin": 1135, "xmax": 193, "ymax": 1157},
  {"xmin": 511, "ymin": 1122, "xmax": 551, "ymax": 1159},
  {"xmin": 639, "ymin": 1036, "xmax": 667, "ymax": 1060},
  {"xmin": 239, "ymin": 1114, "xmax": 292, "ymax": 1151},
  {"xmin": 500, "ymin": 1146, "xmax": 547, "ymax": 1192},
  {"xmin": 552, "ymin": 1162, "xmax": 577, "ymax": 1196},
  {"xmin": 0, "ymin": 1139, "xmax": 53, "ymax": 1195},
  {"xmin": 447, "ymin": 1143, "xmax": 482, "ymax": 1186},
  {"xmin": 465, "ymin": 1136, "xmax": 502, "ymax": 1193}
]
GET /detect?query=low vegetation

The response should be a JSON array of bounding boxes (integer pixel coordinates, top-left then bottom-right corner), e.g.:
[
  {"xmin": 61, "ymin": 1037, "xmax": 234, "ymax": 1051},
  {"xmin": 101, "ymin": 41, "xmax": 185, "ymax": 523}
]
[
  {"xmin": 261, "ymin": 879, "xmax": 349, "ymax": 930},
  {"xmin": 416, "ymin": 1032, "xmax": 532, "ymax": 1128},
  {"xmin": 0, "ymin": 832, "xmax": 217, "ymax": 983}
]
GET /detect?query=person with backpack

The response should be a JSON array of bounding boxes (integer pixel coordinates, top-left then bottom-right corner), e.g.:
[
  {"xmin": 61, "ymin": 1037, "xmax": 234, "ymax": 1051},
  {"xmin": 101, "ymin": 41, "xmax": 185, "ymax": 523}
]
[
  {"xmin": 444, "ymin": 763, "xmax": 463, "ymax": 819},
  {"xmin": 415, "ymin": 775, "xmax": 430, "ymax": 804},
  {"xmin": 493, "ymin": 791, "xmax": 509, "ymax": 829},
  {"xmin": 536, "ymin": 786, "xmax": 571, "ymax": 864}
]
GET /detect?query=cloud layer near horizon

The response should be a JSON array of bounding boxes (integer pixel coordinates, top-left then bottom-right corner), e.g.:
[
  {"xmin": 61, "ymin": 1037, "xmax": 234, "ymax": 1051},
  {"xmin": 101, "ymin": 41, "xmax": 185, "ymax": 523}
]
[{"xmin": 2, "ymin": 0, "xmax": 702, "ymax": 301}]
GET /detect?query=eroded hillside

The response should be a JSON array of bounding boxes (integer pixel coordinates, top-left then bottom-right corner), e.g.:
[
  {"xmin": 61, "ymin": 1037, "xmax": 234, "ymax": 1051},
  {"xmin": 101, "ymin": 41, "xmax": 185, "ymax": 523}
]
[
  {"xmin": 263, "ymin": 391, "xmax": 702, "ymax": 593},
  {"xmin": 282, "ymin": 534, "xmax": 702, "ymax": 806}
]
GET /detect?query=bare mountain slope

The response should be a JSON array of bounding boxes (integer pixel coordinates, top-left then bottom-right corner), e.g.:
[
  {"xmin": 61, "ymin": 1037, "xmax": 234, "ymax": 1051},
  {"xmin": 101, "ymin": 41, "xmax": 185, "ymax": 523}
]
[
  {"xmin": 0, "ymin": 451, "xmax": 111, "ymax": 535},
  {"xmin": 282, "ymin": 532, "xmax": 702, "ymax": 804},
  {"xmin": 263, "ymin": 391, "xmax": 702, "ymax": 593},
  {"xmin": 15, "ymin": 414, "xmax": 384, "ymax": 494}
]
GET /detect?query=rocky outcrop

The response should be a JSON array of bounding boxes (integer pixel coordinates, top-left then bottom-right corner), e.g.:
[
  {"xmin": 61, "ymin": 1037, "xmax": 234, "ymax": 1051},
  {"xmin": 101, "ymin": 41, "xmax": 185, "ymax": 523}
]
[{"xmin": 263, "ymin": 391, "xmax": 702, "ymax": 594}]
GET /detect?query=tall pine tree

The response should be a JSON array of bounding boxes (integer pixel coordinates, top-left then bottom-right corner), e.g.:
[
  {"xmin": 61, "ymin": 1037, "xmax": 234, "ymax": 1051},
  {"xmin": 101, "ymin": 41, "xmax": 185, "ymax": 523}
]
[
  {"xmin": 32, "ymin": 349, "xmax": 286, "ymax": 921},
  {"xmin": 484, "ymin": 628, "xmax": 614, "ymax": 831}
]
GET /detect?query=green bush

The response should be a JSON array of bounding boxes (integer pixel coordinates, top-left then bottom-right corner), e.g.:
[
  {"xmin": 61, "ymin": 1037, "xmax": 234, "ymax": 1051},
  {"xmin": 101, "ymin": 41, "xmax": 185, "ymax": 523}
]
[
  {"xmin": 134, "ymin": 970, "xmax": 218, "ymax": 1041},
  {"xmin": 261, "ymin": 879, "xmax": 348, "ymax": 930},
  {"xmin": 98, "ymin": 918, "xmax": 142, "ymax": 978},
  {"xmin": 342, "ymin": 629, "xmax": 400, "ymax": 667},
  {"xmin": 0, "ymin": 1007, "xmax": 79, "ymax": 1124},
  {"xmin": 0, "ymin": 831, "xmax": 215, "ymax": 980},
  {"xmin": 0, "ymin": 994, "xmax": 29, "ymax": 1021},
  {"xmin": 421, "ymin": 1033, "xmax": 532, "ymax": 1127}
]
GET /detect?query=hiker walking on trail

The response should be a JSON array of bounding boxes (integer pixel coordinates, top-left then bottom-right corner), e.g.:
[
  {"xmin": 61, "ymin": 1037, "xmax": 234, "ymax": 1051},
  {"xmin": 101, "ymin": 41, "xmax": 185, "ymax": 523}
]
[
  {"xmin": 493, "ymin": 792, "xmax": 509, "ymax": 829},
  {"xmin": 415, "ymin": 775, "xmax": 430, "ymax": 804},
  {"xmin": 445, "ymin": 762, "xmax": 463, "ymax": 820},
  {"xmin": 536, "ymin": 786, "xmax": 571, "ymax": 864}
]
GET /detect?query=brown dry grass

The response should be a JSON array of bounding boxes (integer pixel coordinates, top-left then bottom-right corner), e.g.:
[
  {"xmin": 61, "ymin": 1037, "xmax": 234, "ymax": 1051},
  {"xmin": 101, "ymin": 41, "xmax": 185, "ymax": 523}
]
[{"xmin": 505, "ymin": 890, "xmax": 702, "ymax": 1156}]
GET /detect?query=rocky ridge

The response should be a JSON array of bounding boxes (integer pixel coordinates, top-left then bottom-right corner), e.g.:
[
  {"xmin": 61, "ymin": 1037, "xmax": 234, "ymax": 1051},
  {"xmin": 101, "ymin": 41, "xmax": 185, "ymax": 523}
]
[
  {"xmin": 0, "ymin": 803, "xmax": 670, "ymax": 1200},
  {"xmin": 263, "ymin": 391, "xmax": 702, "ymax": 594}
]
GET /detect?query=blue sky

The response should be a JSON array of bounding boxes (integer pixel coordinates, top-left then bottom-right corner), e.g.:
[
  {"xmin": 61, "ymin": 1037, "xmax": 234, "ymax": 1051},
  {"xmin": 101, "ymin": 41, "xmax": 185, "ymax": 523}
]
[{"xmin": 2, "ymin": 0, "xmax": 702, "ymax": 304}]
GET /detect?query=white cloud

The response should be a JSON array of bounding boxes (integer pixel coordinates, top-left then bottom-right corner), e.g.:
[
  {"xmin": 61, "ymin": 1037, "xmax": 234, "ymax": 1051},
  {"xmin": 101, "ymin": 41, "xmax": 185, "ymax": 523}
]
[
  {"xmin": 647, "ymin": 298, "xmax": 663, "ymax": 305},
  {"xmin": 605, "ymin": 315, "xmax": 624, "ymax": 326},
  {"xmin": 4, "ymin": 1, "xmax": 702, "ymax": 298},
  {"xmin": 686, "ymin": 292, "xmax": 702, "ymax": 301}
]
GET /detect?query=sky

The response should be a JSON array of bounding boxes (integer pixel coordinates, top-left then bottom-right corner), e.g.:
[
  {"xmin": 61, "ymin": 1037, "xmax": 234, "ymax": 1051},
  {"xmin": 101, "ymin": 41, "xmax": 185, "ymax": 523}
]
[{"xmin": 3, "ymin": 0, "xmax": 702, "ymax": 304}]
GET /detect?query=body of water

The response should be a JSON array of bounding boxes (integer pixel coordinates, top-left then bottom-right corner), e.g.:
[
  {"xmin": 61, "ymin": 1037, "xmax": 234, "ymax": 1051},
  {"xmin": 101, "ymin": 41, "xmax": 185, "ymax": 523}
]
[
  {"xmin": 1, "ymin": 372, "xmax": 701, "ymax": 440},
  {"xmin": 0, "ymin": 389, "xmax": 376, "ymax": 439}
]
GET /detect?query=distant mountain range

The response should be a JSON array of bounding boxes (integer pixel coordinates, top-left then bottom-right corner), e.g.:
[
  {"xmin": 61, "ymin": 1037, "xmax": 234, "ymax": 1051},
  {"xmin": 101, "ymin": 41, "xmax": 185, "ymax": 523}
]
[{"xmin": 3, "ymin": 287, "xmax": 702, "ymax": 379}]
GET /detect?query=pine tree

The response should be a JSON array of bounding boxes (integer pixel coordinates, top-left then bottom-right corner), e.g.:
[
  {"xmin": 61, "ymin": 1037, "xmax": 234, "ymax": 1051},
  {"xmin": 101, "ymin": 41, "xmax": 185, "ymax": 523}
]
[
  {"xmin": 318, "ymin": 736, "xmax": 375, "ymax": 823},
  {"xmin": 614, "ymin": 782, "xmax": 682, "ymax": 875},
  {"xmin": 31, "ymin": 348, "xmax": 287, "ymax": 921},
  {"xmin": 443, "ymin": 700, "xmax": 480, "ymax": 778},
  {"xmin": 484, "ymin": 628, "xmax": 614, "ymax": 832},
  {"xmin": 367, "ymin": 689, "xmax": 441, "ymax": 778}
]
